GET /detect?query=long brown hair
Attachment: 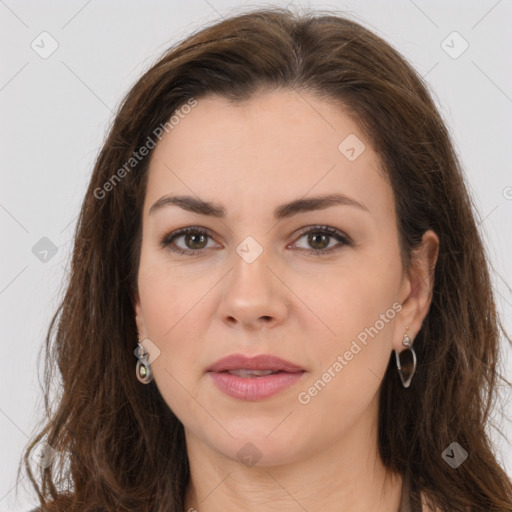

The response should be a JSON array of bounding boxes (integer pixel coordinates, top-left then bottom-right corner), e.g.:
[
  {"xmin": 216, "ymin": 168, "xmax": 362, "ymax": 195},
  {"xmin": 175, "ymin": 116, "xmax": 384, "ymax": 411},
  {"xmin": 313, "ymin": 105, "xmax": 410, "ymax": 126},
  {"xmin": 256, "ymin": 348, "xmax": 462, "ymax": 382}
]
[{"xmin": 18, "ymin": 6, "xmax": 512, "ymax": 511}]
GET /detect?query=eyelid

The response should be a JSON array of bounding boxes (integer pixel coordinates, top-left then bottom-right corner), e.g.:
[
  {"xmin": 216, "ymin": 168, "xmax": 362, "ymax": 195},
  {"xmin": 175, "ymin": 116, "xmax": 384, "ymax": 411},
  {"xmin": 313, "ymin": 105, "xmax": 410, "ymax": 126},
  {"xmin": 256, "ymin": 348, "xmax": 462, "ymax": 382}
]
[{"xmin": 292, "ymin": 225, "xmax": 351, "ymax": 243}]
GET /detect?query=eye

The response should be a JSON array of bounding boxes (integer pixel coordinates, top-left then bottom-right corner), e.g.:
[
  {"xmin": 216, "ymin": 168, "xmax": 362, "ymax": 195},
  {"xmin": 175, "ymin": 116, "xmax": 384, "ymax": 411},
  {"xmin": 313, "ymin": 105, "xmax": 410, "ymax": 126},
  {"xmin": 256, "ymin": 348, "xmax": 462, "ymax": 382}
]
[
  {"xmin": 290, "ymin": 225, "xmax": 351, "ymax": 256},
  {"xmin": 160, "ymin": 225, "xmax": 351, "ymax": 256},
  {"xmin": 160, "ymin": 227, "xmax": 217, "ymax": 255}
]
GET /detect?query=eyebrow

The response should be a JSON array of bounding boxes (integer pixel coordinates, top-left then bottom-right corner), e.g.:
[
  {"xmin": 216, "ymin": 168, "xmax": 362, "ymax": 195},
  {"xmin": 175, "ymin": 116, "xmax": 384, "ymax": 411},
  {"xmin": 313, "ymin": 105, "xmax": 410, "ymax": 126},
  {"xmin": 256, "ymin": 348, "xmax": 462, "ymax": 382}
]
[{"xmin": 148, "ymin": 193, "xmax": 370, "ymax": 219}]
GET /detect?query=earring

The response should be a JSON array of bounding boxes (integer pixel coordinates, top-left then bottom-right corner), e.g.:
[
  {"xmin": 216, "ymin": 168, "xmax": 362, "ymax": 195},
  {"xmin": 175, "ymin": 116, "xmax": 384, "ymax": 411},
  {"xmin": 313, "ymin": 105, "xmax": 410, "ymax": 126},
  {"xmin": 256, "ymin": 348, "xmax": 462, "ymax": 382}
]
[
  {"xmin": 395, "ymin": 326, "xmax": 417, "ymax": 388},
  {"xmin": 135, "ymin": 337, "xmax": 154, "ymax": 384}
]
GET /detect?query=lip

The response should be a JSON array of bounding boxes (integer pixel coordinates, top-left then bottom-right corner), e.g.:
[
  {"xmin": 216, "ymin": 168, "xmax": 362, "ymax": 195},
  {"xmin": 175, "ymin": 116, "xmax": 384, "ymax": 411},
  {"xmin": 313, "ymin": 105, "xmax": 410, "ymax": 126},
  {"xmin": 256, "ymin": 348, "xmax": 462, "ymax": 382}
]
[
  {"xmin": 207, "ymin": 353, "xmax": 306, "ymax": 401},
  {"xmin": 207, "ymin": 353, "xmax": 305, "ymax": 373}
]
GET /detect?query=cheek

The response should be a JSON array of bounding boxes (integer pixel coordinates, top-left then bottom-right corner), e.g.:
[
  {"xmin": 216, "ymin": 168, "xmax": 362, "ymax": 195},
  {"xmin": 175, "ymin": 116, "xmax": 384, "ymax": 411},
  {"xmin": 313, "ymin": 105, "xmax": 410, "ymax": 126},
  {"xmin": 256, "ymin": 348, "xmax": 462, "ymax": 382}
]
[
  {"xmin": 138, "ymin": 279, "xmax": 208, "ymax": 418},
  {"xmin": 137, "ymin": 249, "xmax": 209, "ymax": 337},
  {"xmin": 313, "ymin": 264, "xmax": 398, "ymax": 346},
  {"xmin": 136, "ymin": 257, "xmax": 224, "ymax": 385},
  {"xmin": 297, "ymin": 307, "xmax": 395, "ymax": 437},
  {"xmin": 301, "ymin": 260, "xmax": 400, "ymax": 402},
  {"xmin": 136, "ymin": 265, "xmax": 194, "ymax": 377}
]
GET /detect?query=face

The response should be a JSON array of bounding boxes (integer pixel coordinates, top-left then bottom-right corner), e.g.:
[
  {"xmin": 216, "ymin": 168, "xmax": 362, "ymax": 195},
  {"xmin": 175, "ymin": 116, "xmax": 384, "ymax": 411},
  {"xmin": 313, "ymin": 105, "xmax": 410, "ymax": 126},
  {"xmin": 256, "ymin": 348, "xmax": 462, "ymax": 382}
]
[{"xmin": 133, "ymin": 89, "xmax": 424, "ymax": 466}]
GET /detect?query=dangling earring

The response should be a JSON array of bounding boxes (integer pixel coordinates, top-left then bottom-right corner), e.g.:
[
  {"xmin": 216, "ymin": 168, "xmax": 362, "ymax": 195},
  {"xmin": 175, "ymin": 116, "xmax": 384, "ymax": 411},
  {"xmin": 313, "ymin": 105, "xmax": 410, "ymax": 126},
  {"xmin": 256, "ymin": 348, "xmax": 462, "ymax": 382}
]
[
  {"xmin": 395, "ymin": 326, "xmax": 417, "ymax": 388},
  {"xmin": 135, "ymin": 336, "xmax": 154, "ymax": 384}
]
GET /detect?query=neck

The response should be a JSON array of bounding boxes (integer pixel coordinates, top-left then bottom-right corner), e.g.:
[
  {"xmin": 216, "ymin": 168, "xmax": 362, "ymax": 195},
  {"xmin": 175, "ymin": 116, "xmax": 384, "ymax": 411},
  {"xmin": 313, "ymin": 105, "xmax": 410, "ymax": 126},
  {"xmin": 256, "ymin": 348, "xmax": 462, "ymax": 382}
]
[{"xmin": 183, "ymin": 407, "xmax": 403, "ymax": 512}]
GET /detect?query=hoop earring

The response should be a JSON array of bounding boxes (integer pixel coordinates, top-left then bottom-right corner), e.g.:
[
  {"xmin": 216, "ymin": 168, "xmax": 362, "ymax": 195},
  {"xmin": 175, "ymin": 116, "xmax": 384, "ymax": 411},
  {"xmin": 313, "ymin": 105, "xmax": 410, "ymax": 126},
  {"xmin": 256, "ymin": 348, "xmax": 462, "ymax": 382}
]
[
  {"xmin": 135, "ymin": 339, "xmax": 154, "ymax": 384},
  {"xmin": 395, "ymin": 326, "xmax": 417, "ymax": 388}
]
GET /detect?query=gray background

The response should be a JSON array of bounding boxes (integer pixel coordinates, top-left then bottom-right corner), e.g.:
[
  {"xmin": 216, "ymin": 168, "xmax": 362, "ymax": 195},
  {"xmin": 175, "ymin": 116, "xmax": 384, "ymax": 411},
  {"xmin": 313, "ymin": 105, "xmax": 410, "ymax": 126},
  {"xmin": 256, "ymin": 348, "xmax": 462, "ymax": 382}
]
[{"xmin": 1, "ymin": 1, "xmax": 511, "ymax": 510}]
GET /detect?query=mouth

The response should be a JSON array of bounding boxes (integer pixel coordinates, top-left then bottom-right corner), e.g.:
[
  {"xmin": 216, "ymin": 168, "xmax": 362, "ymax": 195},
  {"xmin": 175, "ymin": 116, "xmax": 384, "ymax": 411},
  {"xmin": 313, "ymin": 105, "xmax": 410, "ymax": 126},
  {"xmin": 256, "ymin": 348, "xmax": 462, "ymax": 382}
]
[
  {"xmin": 218, "ymin": 369, "xmax": 298, "ymax": 377},
  {"xmin": 207, "ymin": 353, "xmax": 305, "ymax": 374},
  {"xmin": 207, "ymin": 369, "xmax": 306, "ymax": 401},
  {"xmin": 206, "ymin": 353, "xmax": 306, "ymax": 400}
]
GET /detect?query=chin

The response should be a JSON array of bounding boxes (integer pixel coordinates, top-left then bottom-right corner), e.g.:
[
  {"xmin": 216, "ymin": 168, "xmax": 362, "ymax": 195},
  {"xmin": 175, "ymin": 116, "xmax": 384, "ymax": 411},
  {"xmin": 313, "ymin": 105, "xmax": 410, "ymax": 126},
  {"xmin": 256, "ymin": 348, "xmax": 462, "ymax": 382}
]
[
  {"xmin": 202, "ymin": 421, "xmax": 309, "ymax": 467},
  {"xmin": 224, "ymin": 437, "xmax": 305, "ymax": 468}
]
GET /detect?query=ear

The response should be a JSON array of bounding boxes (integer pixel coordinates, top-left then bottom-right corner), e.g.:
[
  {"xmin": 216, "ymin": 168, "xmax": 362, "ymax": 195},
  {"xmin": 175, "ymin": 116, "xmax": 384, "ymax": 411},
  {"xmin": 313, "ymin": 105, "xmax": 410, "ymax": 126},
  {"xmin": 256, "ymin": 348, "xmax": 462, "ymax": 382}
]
[
  {"xmin": 133, "ymin": 290, "xmax": 147, "ymax": 339},
  {"xmin": 394, "ymin": 229, "xmax": 439, "ymax": 349}
]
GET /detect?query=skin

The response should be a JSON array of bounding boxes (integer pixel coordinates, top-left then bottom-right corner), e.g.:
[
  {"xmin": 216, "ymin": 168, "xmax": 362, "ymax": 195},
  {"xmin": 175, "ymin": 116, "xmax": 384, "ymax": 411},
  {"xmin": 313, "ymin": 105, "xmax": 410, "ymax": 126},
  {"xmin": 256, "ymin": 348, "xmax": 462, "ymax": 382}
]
[{"xmin": 133, "ymin": 89, "xmax": 439, "ymax": 512}]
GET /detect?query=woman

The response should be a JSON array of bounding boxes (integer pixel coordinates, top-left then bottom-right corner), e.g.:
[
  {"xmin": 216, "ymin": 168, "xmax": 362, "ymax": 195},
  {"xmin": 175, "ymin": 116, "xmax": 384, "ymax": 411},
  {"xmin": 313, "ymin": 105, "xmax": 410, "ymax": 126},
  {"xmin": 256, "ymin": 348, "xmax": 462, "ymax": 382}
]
[{"xmin": 20, "ymin": 6, "xmax": 512, "ymax": 512}]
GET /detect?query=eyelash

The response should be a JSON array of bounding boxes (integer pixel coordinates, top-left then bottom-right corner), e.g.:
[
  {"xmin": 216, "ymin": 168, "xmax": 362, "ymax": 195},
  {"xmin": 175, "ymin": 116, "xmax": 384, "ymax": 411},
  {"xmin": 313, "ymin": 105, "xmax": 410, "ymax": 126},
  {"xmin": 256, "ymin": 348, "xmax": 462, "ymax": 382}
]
[{"xmin": 159, "ymin": 225, "xmax": 351, "ymax": 257}]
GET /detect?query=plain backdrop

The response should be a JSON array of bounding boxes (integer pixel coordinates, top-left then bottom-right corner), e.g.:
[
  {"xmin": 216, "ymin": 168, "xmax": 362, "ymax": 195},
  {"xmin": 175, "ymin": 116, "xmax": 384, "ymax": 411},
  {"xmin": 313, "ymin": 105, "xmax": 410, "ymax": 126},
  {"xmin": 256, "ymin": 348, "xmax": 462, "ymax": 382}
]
[{"xmin": 1, "ymin": 1, "xmax": 511, "ymax": 510}]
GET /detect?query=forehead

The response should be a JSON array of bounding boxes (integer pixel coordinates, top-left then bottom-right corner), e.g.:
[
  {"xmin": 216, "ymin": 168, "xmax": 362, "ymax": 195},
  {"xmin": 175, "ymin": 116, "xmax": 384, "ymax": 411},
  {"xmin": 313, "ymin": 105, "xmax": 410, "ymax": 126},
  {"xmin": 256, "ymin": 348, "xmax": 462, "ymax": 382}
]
[{"xmin": 143, "ymin": 90, "xmax": 393, "ymax": 221}]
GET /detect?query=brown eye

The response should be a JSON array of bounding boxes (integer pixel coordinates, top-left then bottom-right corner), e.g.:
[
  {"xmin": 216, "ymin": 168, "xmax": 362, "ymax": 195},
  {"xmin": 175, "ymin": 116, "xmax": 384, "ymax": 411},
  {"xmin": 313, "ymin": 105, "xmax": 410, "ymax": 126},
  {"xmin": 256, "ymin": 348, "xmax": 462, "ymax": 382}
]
[
  {"xmin": 292, "ymin": 226, "xmax": 351, "ymax": 256},
  {"xmin": 183, "ymin": 232, "xmax": 208, "ymax": 250},
  {"xmin": 307, "ymin": 232, "xmax": 330, "ymax": 250},
  {"xmin": 160, "ymin": 227, "xmax": 216, "ymax": 255}
]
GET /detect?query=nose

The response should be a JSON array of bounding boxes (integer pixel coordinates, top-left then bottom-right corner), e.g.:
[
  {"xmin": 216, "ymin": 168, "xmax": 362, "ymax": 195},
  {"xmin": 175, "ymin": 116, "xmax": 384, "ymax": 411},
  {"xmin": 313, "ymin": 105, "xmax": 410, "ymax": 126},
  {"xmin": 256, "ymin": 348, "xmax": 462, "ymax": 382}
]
[{"xmin": 217, "ymin": 244, "xmax": 288, "ymax": 332}]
